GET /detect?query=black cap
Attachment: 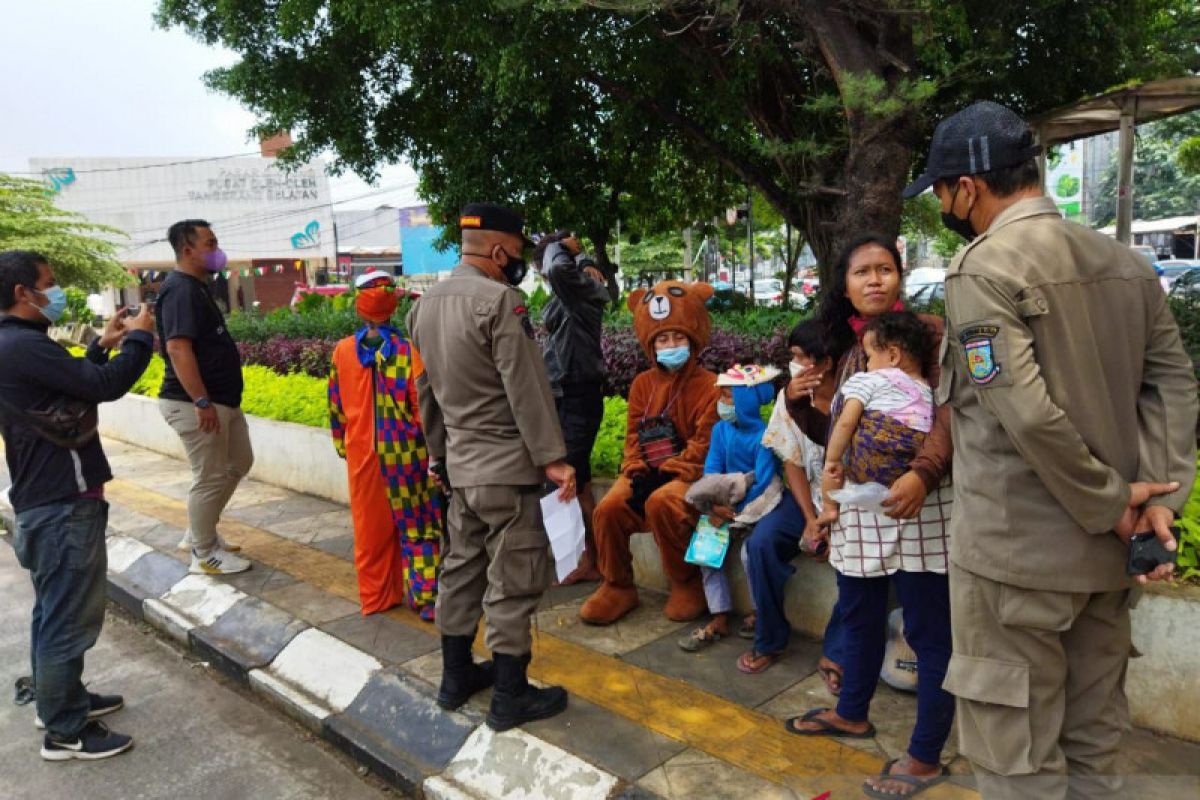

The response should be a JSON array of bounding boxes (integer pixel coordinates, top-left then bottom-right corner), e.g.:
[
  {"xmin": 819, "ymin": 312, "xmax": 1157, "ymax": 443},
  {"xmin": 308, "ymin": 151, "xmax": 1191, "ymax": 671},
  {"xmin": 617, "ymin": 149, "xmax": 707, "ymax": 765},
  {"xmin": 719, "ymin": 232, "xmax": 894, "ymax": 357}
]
[
  {"xmin": 902, "ymin": 101, "xmax": 1041, "ymax": 198},
  {"xmin": 458, "ymin": 202, "xmax": 534, "ymax": 247}
]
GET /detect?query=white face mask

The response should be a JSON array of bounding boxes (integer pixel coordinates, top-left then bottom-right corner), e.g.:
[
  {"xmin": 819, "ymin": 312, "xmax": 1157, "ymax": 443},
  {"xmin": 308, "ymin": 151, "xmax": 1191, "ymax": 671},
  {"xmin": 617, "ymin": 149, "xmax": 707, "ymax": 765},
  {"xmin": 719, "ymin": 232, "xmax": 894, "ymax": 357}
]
[{"xmin": 788, "ymin": 362, "xmax": 808, "ymax": 379}]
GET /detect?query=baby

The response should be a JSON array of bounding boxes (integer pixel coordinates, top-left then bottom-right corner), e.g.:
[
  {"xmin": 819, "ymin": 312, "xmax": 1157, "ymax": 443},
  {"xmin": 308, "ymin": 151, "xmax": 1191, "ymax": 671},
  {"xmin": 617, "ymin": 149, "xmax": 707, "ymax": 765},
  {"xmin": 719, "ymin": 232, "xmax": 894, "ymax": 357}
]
[{"xmin": 821, "ymin": 311, "xmax": 935, "ymax": 512}]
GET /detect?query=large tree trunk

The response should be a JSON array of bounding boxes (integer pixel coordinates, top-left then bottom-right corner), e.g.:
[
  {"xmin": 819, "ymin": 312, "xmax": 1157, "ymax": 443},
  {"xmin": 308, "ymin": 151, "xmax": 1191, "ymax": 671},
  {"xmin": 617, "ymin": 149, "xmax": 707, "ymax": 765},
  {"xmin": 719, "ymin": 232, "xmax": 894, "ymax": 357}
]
[{"xmin": 588, "ymin": 225, "xmax": 621, "ymax": 305}]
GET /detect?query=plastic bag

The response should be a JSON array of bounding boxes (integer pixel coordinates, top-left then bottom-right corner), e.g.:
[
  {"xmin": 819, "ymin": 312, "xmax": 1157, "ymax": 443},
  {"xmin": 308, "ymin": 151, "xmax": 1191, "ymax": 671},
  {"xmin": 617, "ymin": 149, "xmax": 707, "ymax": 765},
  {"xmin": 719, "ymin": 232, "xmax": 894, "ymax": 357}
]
[
  {"xmin": 828, "ymin": 482, "xmax": 891, "ymax": 515},
  {"xmin": 685, "ymin": 517, "xmax": 731, "ymax": 569}
]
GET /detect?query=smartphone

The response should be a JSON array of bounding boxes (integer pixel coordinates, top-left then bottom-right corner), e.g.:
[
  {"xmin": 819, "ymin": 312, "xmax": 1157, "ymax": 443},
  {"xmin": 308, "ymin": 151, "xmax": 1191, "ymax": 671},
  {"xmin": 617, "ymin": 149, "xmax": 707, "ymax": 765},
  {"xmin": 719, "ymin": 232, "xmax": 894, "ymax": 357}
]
[
  {"xmin": 1126, "ymin": 525, "xmax": 1181, "ymax": 575},
  {"xmin": 125, "ymin": 304, "xmax": 141, "ymax": 317}
]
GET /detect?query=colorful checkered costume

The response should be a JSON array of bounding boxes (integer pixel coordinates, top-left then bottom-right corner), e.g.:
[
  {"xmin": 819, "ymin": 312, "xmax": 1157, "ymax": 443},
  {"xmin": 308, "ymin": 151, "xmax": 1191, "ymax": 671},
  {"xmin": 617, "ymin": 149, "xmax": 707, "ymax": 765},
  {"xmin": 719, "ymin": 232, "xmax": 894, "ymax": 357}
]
[{"xmin": 330, "ymin": 326, "xmax": 442, "ymax": 617}]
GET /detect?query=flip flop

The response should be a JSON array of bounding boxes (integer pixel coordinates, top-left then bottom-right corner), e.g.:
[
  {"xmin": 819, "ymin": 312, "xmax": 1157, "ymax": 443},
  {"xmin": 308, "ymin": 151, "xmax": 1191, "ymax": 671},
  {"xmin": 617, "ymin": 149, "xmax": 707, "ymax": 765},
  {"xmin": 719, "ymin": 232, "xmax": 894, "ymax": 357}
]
[
  {"xmin": 861, "ymin": 759, "xmax": 950, "ymax": 799},
  {"xmin": 737, "ymin": 649, "xmax": 781, "ymax": 674},
  {"xmin": 818, "ymin": 663, "xmax": 843, "ymax": 696},
  {"xmin": 737, "ymin": 617, "xmax": 756, "ymax": 639},
  {"xmin": 785, "ymin": 707, "xmax": 876, "ymax": 739}
]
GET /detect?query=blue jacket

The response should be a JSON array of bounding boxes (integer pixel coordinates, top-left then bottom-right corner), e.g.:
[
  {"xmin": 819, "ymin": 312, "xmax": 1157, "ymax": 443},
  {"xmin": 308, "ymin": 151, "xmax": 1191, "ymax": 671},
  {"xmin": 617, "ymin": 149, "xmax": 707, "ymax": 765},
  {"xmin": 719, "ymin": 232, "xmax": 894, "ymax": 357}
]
[{"xmin": 703, "ymin": 382, "xmax": 777, "ymax": 511}]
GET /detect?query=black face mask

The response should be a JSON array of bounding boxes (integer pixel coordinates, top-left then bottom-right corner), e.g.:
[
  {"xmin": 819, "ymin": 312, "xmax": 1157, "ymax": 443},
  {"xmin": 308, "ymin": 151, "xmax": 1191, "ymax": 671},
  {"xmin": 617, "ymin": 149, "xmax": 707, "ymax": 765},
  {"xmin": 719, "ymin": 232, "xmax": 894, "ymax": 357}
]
[
  {"xmin": 501, "ymin": 254, "xmax": 527, "ymax": 287},
  {"xmin": 941, "ymin": 184, "xmax": 978, "ymax": 242},
  {"xmin": 462, "ymin": 247, "xmax": 527, "ymax": 286}
]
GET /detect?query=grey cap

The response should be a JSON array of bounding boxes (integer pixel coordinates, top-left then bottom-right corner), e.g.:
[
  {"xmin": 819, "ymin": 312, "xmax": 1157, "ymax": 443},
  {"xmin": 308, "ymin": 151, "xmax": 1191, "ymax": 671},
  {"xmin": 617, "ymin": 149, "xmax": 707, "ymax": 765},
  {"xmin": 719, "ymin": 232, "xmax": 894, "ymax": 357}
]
[{"xmin": 903, "ymin": 101, "xmax": 1041, "ymax": 198}]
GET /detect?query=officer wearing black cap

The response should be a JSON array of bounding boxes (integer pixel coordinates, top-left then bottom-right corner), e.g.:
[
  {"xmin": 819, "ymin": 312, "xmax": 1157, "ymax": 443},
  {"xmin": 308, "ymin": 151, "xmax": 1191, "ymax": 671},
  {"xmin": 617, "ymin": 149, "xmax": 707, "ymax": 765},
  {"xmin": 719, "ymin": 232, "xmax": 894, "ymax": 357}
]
[
  {"xmin": 907, "ymin": 102, "xmax": 1196, "ymax": 799},
  {"xmin": 406, "ymin": 202, "xmax": 576, "ymax": 730}
]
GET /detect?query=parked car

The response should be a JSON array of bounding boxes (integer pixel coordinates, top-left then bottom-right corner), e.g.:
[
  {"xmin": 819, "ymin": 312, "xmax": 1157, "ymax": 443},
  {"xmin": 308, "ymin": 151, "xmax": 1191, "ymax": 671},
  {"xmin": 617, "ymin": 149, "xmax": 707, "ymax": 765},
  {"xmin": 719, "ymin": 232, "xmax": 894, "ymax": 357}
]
[
  {"xmin": 753, "ymin": 279, "xmax": 785, "ymax": 306},
  {"xmin": 1169, "ymin": 268, "xmax": 1200, "ymax": 298},
  {"xmin": 905, "ymin": 267, "xmax": 946, "ymax": 303},
  {"xmin": 1158, "ymin": 259, "xmax": 1200, "ymax": 288}
]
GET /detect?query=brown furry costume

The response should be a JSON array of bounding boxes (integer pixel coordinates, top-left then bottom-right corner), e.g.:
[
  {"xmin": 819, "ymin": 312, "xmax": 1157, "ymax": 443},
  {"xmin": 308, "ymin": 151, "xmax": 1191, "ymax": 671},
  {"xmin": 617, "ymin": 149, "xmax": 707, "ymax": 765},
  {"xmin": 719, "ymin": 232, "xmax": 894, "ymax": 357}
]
[{"xmin": 579, "ymin": 281, "xmax": 721, "ymax": 625}]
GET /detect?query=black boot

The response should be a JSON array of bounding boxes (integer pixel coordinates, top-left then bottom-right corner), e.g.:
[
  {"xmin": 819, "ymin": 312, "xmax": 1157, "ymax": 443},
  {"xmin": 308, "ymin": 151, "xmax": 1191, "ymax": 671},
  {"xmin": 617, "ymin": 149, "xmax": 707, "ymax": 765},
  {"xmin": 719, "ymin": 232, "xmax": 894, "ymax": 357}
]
[
  {"xmin": 485, "ymin": 652, "xmax": 568, "ymax": 731},
  {"xmin": 437, "ymin": 635, "xmax": 495, "ymax": 710}
]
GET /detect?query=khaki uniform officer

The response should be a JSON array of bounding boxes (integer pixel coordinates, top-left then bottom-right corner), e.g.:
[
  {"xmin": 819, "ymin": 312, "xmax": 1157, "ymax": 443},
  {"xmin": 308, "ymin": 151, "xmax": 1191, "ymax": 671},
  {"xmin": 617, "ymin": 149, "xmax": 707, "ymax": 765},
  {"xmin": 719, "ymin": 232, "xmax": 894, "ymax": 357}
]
[
  {"xmin": 904, "ymin": 102, "xmax": 1197, "ymax": 800},
  {"xmin": 406, "ymin": 202, "xmax": 576, "ymax": 732}
]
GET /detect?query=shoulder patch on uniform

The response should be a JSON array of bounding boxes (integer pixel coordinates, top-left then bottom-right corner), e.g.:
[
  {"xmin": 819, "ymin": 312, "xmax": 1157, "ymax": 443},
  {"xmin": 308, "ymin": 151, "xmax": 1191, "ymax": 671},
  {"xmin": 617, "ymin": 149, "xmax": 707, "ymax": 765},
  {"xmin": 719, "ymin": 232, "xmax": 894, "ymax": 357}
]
[
  {"xmin": 513, "ymin": 304, "xmax": 535, "ymax": 339},
  {"xmin": 960, "ymin": 323, "xmax": 1001, "ymax": 385}
]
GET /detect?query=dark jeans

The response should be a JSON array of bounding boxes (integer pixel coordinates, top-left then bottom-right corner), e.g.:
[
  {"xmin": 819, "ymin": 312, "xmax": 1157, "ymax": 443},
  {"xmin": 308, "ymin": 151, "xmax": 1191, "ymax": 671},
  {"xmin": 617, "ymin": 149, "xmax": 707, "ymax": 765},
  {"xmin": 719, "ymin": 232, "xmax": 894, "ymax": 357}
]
[
  {"xmin": 835, "ymin": 570, "xmax": 954, "ymax": 765},
  {"xmin": 744, "ymin": 491, "xmax": 846, "ymax": 663},
  {"xmin": 12, "ymin": 497, "xmax": 110, "ymax": 738}
]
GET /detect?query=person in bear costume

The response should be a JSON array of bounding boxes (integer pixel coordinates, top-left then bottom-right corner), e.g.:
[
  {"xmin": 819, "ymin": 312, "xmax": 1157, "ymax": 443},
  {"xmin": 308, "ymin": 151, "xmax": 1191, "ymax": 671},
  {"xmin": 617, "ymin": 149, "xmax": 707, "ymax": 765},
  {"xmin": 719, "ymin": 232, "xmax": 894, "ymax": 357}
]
[{"xmin": 579, "ymin": 280, "xmax": 721, "ymax": 625}]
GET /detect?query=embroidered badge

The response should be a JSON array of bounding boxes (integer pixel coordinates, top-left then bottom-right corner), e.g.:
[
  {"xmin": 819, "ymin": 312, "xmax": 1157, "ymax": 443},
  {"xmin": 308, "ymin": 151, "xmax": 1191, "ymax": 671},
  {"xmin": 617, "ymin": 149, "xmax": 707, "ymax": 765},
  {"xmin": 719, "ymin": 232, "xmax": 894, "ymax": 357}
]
[{"xmin": 960, "ymin": 324, "xmax": 1001, "ymax": 385}]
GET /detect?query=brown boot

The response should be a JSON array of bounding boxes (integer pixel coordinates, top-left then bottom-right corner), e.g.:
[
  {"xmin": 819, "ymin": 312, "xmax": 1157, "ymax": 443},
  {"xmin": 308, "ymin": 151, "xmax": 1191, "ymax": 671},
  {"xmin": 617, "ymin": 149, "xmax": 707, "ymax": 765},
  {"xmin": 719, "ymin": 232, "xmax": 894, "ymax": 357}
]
[
  {"xmin": 579, "ymin": 582, "xmax": 640, "ymax": 626},
  {"xmin": 664, "ymin": 578, "xmax": 706, "ymax": 622}
]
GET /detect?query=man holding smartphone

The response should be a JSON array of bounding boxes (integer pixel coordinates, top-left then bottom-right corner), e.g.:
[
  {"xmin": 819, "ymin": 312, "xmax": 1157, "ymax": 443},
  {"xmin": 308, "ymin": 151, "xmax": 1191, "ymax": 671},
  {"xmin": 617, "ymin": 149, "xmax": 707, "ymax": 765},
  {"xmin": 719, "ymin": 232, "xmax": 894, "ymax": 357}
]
[
  {"xmin": 905, "ymin": 102, "xmax": 1197, "ymax": 800},
  {"xmin": 156, "ymin": 219, "xmax": 252, "ymax": 575}
]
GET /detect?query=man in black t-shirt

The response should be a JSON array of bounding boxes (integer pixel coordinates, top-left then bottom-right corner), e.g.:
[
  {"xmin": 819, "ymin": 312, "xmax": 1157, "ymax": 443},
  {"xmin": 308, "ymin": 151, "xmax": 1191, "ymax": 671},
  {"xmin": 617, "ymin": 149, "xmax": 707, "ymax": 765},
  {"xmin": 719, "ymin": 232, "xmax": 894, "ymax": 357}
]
[{"xmin": 156, "ymin": 219, "xmax": 252, "ymax": 575}]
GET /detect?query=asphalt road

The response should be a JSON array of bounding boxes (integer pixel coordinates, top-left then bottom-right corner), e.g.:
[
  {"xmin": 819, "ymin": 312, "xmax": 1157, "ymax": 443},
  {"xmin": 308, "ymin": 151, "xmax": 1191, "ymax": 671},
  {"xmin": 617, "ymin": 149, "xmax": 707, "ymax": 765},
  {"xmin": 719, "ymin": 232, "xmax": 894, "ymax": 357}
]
[{"xmin": 0, "ymin": 537, "xmax": 401, "ymax": 800}]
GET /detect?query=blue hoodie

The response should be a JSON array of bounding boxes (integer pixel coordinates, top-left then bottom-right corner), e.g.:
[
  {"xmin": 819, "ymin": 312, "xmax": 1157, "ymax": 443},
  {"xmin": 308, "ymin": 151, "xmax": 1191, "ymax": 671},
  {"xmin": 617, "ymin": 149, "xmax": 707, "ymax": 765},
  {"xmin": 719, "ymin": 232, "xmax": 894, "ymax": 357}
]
[{"xmin": 703, "ymin": 382, "xmax": 777, "ymax": 511}]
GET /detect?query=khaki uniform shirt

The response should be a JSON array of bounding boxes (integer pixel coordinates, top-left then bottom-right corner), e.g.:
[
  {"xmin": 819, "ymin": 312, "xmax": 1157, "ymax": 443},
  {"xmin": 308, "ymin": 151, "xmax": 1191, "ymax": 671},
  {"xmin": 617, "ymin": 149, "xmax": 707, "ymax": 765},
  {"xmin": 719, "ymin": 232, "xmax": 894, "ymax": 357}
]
[
  {"xmin": 407, "ymin": 264, "xmax": 566, "ymax": 488},
  {"xmin": 940, "ymin": 196, "xmax": 1197, "ymax": 593}
]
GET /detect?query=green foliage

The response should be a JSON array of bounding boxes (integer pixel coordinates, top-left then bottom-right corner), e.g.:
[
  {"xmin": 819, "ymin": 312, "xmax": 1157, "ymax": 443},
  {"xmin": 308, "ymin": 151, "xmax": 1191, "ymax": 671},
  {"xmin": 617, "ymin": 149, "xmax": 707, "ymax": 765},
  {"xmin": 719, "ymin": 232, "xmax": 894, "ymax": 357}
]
[
  {"xmin": 1178, "ymin": 458, "xmax": 1200, "ymax": 581},
  {"xmin": 226, "ymin": 296, "xmax": 415, "ymax": 343},
  {"xmin": 239, "ymin": 365, "xmax": 328, "ymax": 427},
  {"xmin": 589, "ymin": 396, "xmax": 629, "ymax": 479},
  {"xmin": 60, "ymin": 287, "xmax": 92, "ymax": 324},
  {"xmin": 1054, "ymin": 174, "xmax": 1080, "ymax": 198},
  {"xmin": 1094, "ymin": 110, "xmax": 1200, "ymax": 226},
  {"xmin": 155, "ymin": 0, "xmax": 1199, "ymax": 280},
  {"xmin": 1179, "ymin": 136, "xmax": 1200, "ymax": 177},
  {"xmin": 526, "ymin": 283, "xmax": 551, "ymax": 321},
  {"xmin": 125, "ymin": 354, "xmax": 327, "ymax": 428},
  {"xmin": 0, "ymin": 175, "xmax": 133, "ymax": 291}
]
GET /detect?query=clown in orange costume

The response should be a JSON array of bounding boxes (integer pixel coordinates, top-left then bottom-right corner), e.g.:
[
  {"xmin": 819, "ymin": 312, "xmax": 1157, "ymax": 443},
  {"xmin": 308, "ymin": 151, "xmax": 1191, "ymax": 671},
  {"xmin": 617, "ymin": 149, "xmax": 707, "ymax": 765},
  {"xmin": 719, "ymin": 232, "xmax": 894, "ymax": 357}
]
[
  {"xmin": 580, "ymin": 280, "xmax": 721, "ymax": 625},
  {"xmin": 328, "ymin": 271, "xmax": 442, "ymax": 618}
]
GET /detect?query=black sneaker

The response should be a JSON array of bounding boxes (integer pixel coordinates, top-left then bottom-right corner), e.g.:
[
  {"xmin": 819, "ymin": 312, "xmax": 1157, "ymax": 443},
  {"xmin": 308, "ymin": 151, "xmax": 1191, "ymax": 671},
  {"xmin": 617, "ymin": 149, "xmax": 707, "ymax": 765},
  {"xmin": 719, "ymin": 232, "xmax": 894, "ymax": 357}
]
[
  {"xmin": 41, "ymin": 720, "xmax": 134, "ymax": 761},
  {"xmin": 35, "ymin": 692, "xmax": 124, "ymax": 730}
]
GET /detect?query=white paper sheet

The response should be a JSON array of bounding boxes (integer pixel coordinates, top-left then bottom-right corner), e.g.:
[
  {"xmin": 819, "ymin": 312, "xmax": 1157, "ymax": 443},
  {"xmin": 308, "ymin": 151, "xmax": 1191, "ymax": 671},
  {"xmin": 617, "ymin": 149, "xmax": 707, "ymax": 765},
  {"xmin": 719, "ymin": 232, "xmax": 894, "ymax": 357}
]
[{"xmin": 540, "ymin": 492, "xmax": 586, "ymax": 582}]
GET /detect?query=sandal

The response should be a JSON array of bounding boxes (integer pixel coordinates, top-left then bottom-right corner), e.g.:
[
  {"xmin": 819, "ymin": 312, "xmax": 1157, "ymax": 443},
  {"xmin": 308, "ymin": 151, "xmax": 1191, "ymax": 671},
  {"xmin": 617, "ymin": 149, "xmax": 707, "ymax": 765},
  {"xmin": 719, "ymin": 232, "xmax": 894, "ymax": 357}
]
[
  {"xmin": 678, "ymin": 626, "xmax": 724, "ymax": 652},
  {"xmin": 737, "ymin": 615, "xmax": 756, "ymax": 639},
  {"xmin": 861, "ymin": 759, "xmax": 950, "ymax": 799},
  {"xmin": 736, "ymin": 649, "xmax": 781, "ymax": 674},
  {"xmin": 817, "ymin": 660, "xmax": 843, "ymax": 696},
  {"xmin": 785, "ymin": 707, "xmax": 876, "ymax": 739}
]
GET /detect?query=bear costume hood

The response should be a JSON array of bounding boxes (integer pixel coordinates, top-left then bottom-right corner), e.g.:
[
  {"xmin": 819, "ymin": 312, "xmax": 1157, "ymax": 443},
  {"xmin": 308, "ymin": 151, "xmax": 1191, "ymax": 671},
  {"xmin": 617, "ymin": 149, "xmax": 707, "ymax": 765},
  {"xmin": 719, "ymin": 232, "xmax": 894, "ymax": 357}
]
[{"xmin": 627, "ymin": 280, "xmax": 715, "ymax": 363}]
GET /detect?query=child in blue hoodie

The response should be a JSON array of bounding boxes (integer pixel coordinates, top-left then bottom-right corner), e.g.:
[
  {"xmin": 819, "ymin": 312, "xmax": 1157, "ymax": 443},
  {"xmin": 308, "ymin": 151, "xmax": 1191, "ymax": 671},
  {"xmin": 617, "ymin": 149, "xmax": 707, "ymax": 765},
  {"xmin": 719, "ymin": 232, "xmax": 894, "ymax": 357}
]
[{"xmin": 678, "ymin": 364, "xmax": 781, "ymax": 651}]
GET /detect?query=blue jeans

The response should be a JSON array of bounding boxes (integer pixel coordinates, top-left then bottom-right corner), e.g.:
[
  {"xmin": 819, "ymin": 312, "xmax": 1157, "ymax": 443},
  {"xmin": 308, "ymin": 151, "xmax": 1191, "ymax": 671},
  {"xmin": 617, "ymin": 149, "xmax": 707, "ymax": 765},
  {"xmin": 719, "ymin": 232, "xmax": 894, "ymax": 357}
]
[
  {"xmin": 744, "ymin": 491, "xmax": 847, "ymax": 663},
  {"xmin": 12, "ymin": 498, "xmax": 110, "ymax": 738},
  {"xmin": 835, "ymin": 570, "xmax": 954, "ymax": 765}
]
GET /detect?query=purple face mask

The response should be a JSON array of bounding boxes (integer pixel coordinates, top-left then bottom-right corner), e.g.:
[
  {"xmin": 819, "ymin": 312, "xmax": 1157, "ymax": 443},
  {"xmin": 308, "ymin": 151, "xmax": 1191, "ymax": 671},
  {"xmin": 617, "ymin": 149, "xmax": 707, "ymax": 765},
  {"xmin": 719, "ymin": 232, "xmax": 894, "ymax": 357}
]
[{"xmin": 203, "ymin": 248, "xmax": 228, "ymax": 273}]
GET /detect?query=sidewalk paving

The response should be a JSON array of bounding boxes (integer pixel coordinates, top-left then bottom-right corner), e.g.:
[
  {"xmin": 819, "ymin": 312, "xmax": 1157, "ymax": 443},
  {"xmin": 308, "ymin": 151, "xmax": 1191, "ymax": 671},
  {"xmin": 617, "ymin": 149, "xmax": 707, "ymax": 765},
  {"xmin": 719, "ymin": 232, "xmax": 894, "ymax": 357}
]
[{"xmin": 2, "ymin": 437, "xmax": 1198, "ymax": 799}]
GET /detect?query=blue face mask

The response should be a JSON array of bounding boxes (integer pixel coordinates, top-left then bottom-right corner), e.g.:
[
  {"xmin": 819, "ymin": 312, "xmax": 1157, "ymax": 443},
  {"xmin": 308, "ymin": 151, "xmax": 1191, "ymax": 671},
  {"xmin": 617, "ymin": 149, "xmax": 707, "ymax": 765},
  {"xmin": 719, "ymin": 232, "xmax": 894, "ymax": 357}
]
[
  {"xmin": 717, "ymin": 401, "xmax": 737, "ymax": 421},
  {"xmin": 655, "ymin": 344, "xmax": 690, "ymax": 371},
  {"xmin": 31, "ymin": 286, "xmax": 68, "ymax": 323}
]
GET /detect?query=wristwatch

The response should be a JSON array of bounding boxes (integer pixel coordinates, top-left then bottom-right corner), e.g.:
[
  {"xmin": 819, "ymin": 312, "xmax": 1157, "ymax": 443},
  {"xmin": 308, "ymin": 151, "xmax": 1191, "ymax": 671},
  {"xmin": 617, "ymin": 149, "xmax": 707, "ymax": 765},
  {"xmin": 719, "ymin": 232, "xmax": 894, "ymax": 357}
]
[{"xmin": 194, "ymin": 397, "xmax": 211, "ymax": 409}]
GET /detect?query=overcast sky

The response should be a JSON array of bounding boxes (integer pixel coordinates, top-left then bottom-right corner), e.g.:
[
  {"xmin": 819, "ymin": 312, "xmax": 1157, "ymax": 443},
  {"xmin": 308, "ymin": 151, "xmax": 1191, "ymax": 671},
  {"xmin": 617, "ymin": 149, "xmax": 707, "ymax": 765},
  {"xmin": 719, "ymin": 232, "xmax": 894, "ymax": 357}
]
[{"xmin": 0, "ymin": 0, "xmax": 419, "ymax": 208}]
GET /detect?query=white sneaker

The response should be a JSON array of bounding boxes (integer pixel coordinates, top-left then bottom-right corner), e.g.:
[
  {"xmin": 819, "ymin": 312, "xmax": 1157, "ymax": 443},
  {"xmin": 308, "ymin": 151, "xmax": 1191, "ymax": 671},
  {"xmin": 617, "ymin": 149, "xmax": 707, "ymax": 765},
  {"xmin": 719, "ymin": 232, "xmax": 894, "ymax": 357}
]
[
  {"xmin": 189, "ymin": 547, "xmax": 252, "ymax": 575},
  {"xmin": 177, "ymin": 531, "xmax": 241, "ymax": 552}
]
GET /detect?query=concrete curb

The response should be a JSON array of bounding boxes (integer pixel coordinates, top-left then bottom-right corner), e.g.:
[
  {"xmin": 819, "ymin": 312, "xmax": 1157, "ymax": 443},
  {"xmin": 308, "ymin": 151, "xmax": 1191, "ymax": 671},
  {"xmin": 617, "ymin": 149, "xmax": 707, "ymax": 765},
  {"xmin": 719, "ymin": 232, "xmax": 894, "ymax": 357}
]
[
  {"xmin": 0, "ymin": 500, "xmax": 653, "ymax": 798},
  {"xmin": 95, "ymin": 535, "xmax": 642, "ymax": 798}
]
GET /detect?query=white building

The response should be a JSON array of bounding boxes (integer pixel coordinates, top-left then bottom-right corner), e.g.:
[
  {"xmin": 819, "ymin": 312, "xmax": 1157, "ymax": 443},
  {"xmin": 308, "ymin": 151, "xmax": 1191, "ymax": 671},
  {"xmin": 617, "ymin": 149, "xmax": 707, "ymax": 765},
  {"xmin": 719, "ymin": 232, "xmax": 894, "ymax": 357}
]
[{"xmin": 29, "ymin": 153, "xmax": 335, "ymax": 312}]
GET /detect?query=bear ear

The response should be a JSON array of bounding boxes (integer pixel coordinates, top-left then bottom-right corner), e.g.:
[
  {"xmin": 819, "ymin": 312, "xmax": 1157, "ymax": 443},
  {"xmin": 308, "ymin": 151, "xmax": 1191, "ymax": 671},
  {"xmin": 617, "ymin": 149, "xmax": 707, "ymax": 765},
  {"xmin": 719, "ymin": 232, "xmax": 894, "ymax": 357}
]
[
  {"xmin": 692, "ymin": 282, "xmax": 715, "ymax": 303},
  {"xmin": 627, "ymin": 288, "xmax": 647, "ymax": 314}
]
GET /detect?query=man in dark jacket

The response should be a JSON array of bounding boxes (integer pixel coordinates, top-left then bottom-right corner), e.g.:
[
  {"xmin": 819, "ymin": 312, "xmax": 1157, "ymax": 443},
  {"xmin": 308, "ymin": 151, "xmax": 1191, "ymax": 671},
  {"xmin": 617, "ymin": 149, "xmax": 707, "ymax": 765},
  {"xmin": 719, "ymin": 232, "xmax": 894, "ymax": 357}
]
[
  {"xmin": 537, "ymin": 233, "xmax": 610, "ymax": 584},
  {"xmin": 0, "ymin": 250, "xmax": 154, "ymax": 762}
]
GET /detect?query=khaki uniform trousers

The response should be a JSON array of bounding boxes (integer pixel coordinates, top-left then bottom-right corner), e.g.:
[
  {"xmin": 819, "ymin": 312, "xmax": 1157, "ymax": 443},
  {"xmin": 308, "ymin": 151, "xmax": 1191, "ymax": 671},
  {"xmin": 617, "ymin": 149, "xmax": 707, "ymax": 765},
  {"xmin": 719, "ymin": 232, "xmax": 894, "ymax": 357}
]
[
  {"xmin": 435, "ymin": 485, "xmax": 550, "ymax": 656},
  {"xmin": 159, "ymin": 399, "xmax": 254, "ymax": 555},
  {"xmin": 945, "ymin": 564, "xmax": 1131, "ymax": 800}
]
